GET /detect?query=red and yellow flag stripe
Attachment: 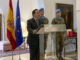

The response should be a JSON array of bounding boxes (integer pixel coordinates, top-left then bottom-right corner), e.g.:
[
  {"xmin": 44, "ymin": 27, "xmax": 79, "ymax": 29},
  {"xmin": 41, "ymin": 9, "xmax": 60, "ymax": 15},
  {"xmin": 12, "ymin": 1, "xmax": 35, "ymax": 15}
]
[{"xmin": 7, "ymin": 0, "xmax": 16, "ymax": 50}]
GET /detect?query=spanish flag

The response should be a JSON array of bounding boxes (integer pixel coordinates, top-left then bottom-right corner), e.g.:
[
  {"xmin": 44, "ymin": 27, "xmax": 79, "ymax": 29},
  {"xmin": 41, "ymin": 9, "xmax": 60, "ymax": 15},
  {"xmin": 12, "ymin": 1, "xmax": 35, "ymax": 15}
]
[{"xmin": 7, "ymin": 0, "xmax": 16, "ymax": 50}]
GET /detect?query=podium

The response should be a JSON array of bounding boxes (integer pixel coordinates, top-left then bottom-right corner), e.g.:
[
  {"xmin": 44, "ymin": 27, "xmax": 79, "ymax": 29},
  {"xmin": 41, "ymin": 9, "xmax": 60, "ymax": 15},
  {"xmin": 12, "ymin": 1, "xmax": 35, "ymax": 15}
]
[{"xmin": 37, "ymin": 24, "xmax": 66, "ymax": 60}]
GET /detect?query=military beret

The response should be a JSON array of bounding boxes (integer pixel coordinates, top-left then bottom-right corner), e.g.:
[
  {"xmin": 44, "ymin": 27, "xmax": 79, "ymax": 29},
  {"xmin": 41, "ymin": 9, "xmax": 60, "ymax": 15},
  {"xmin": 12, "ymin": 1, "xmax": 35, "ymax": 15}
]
[
  {"xmin": 56, "ymin": 9, "xmax": 61, "ymax": 13},
  {"xmin": 39, "ymin": 8, "xmax": 44, "ymax": 11}
]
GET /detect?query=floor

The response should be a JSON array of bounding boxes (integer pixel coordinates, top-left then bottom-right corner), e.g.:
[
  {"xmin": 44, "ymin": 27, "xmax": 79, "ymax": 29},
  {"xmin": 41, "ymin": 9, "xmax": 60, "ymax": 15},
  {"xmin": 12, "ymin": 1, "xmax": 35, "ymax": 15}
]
[
  {"xmin": 0, "ymin": 41, "xmax": 77, "ymax": 60},
  {"xmin": 0, "ymin": 53, "xmax": 30, "ymax": 60},
  {"xmin": 0, "ymin": 52, "xmax": 77, "ymax": 60}
]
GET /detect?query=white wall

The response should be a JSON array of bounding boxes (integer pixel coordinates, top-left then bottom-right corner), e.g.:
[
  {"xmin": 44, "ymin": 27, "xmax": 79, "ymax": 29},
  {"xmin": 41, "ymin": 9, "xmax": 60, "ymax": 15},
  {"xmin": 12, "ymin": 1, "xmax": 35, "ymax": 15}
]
[
  {"xmin": 44, "ymin": 0, "xmax": 77, "ymax": 55},
  {"xmin": 38, "ymin": 0, "xmax": 44, "ymax": 9},
  {"xmin": 76, "ymin": 0, "xmax": 80, "ymax": 60}
]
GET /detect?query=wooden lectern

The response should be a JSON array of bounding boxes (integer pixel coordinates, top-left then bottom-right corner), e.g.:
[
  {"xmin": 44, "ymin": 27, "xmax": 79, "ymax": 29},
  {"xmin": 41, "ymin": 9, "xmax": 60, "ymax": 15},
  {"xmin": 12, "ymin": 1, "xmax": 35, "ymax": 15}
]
[{"xmin": 37, "ymin": 24, "xmax": 66, "ymax": 60}]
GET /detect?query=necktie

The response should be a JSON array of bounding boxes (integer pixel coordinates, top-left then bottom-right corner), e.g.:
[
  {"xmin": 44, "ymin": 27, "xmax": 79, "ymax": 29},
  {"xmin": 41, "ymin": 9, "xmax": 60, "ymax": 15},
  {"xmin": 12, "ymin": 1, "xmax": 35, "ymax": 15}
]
[{"xmin": 35, "ymin": 20, "xmax": 39, "ymax": 26}]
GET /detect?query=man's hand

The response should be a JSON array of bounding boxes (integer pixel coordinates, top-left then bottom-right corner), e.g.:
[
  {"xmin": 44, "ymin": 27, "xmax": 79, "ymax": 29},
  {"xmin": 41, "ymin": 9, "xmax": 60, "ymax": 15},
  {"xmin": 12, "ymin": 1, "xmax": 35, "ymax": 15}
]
[{"xmin": 33, "ymin": 30, "xmax": 38, "ymax": 34}]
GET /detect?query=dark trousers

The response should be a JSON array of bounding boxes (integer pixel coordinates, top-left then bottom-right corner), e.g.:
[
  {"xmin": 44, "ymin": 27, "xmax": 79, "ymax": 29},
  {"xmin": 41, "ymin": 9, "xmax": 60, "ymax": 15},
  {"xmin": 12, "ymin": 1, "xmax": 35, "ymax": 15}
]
[{"xmin": 29, "ymin": 45, "xmax": 40, "ymax": 60}]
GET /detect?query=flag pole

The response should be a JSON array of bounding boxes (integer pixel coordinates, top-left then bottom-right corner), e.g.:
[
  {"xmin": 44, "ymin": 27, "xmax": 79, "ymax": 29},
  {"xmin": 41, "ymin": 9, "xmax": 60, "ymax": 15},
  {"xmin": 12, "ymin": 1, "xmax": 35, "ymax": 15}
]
[
  {"xmin": 12, "ymin": 49, "xmax": 14, "ymax": 60},
  {"xmin": 17, "ymin": 47, "xmax": 21, "ymax": 60}
]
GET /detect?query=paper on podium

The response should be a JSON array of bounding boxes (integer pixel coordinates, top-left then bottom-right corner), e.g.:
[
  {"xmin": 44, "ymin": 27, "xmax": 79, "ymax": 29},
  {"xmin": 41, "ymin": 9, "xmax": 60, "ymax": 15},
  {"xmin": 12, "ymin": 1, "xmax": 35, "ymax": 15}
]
[{"xmin": 37, "ymin": 24, "xmax": 66, "ymax": 34}]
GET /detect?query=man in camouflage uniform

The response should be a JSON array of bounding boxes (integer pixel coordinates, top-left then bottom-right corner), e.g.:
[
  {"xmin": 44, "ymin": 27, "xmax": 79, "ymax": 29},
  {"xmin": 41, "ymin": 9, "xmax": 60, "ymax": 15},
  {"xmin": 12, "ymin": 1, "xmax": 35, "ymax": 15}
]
[
  {"xmin": 52, "ymin": 9, "xmax": 65, "ymax": 60},
  {"xmin": 39, "ymin": 8, "xmax": 49, "ymax": 54}
]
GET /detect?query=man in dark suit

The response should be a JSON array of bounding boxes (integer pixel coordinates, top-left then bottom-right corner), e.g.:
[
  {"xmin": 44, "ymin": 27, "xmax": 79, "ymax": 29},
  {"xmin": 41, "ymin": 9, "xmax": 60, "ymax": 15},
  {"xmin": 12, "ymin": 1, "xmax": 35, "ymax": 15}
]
[{"xmin": 27, "ymin": 9, "xmax": 43, "ymax": 60}]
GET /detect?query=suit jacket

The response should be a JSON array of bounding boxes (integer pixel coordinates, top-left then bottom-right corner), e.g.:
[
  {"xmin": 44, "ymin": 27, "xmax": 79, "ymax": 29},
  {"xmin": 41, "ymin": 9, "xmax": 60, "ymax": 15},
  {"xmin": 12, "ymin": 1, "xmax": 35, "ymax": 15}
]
[{"xmin": 27, "ymin": 18, "xmax": 43, "ymax": 46}]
